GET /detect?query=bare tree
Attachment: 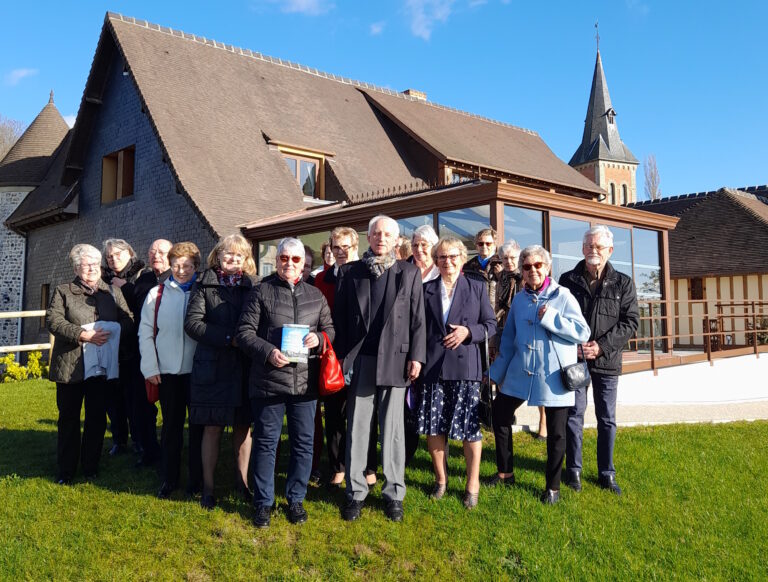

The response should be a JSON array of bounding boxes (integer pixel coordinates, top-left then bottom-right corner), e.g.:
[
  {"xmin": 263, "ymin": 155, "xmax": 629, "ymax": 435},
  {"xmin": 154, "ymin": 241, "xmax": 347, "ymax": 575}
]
[
  {"xmin": 644, "ymin": 154, "xmax": 661, "ymax": 200},
  {"xmin": 0, "ymin": 114, "xmax": 26, "ymax": 161}
]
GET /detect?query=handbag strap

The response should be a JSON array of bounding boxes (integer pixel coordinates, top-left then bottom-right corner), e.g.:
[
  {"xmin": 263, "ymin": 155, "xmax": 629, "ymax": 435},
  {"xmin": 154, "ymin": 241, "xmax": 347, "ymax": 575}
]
[
  {"xmin": 320, "ymin": 330, "xmax": 331, "ymax": 355},
  {"xmin": 151, "ymin": 284, "xmax": 164, "ymax": 366},
  {"xmin": 544, "ymin": 327, "xmax": 585, "ymax": 372}
]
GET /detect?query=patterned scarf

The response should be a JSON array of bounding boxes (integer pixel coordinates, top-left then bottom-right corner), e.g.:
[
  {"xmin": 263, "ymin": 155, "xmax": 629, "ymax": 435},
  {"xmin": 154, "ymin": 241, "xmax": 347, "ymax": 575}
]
[
  {"xmin": 362, "ymin": 249, "xmax": 396, "ymax": 279},
  {"xmin": 215, "ymin": 268, "xmax": 243, "ymax": 287}
]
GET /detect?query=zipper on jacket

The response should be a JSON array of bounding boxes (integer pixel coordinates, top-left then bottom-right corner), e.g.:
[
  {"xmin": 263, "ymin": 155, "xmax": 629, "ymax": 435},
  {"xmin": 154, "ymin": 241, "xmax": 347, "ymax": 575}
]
[{"xmin": 292, "ymin": 286, "xmax": 298, "ymax": 392}]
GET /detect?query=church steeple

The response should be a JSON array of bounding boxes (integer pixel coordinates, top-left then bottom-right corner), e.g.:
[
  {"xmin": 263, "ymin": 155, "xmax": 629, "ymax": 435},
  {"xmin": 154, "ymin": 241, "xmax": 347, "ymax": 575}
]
[{"xmin": 569, "ymin": 49, "xmax": 638, "ymax": 205}]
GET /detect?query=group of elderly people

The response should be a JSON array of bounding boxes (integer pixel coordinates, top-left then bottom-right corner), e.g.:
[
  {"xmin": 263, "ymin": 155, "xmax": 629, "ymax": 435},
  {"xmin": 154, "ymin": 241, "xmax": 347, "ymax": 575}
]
[{"xmin": 46, "ymin": 215, "xmax": 637, "ymax": 526}]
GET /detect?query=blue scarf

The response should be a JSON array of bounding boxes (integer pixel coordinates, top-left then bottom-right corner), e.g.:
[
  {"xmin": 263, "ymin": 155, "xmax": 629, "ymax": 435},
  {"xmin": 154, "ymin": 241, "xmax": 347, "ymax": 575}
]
[
  {"xmin": 170, "ymin": 272, "xmax": 197, "ymax": 292},
  {"xmin": 478, "ymin": 256, "xmax": 491, "ymax": 270}
]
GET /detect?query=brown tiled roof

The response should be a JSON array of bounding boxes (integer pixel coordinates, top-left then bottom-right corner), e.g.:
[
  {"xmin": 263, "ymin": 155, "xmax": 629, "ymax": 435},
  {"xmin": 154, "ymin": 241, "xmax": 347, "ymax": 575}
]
[
  {"xmin": 0, "ymin": 92, "xmax": 69, "ymax": 187},
  {"xmin": 361, "ymin": 89, "xmax": 604, "ymax": 196},
  {"xmin": 631, "ymin": 188, "xmax": 768, "ymax": 278},
  {"xmin": 5, "ymin": 132, "xmax": 78, "ymax": 232}
]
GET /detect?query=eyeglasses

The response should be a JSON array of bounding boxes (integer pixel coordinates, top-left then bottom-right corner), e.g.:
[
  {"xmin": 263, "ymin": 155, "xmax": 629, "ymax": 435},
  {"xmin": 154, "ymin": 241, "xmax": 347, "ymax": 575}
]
[
  {"xmin": 278, "ymin": 255, "xmax": 302, "ymax": 264},
  {"xmin": 332, "ymin": 245, "xmax": 352, "ymax": 253},
  {"xmin": 414, "ymin": 242, "xmax": 432, "ymax": 249},
  {"xmin": 584, "ymin": 244, "xmax": 610, "ymax": 252},
  {"xmin": 522, "ymin": 262, "xmax": 545, "ymax": 271},
  {"xmin": 438, "ymin": 254, "xmax": 462, "ymax": 262},
  {"xmin": 80, "ymin": 262, "xmax": 101, "ymax": 271},
  {"xmin": 221, "ymin": 252, "xmax": 244, "ymax": 260},
  {"xmin": 476, "ymin": 241, "xmax": 494, "ymax": 247}
]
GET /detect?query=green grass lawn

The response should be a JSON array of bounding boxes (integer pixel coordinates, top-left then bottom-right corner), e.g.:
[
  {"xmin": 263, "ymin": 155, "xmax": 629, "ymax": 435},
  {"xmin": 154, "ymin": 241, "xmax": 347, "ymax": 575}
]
[{"xmin": 1, "ymin": 379, "xmax": 766, "ymax": 580}]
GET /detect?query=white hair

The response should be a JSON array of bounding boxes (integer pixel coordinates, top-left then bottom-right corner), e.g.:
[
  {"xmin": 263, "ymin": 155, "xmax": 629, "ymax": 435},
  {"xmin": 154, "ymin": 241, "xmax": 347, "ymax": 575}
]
[
  {"xmin": 583, "ymin": 225, "xmax": 614, "ymax": 247},
  {"xmin": 277, "ymin": 237, "xmax": 305, "ymax": 257},
  {"xmin": 499, "ymin": 240, "xmax": 521, "ymax": 258},
  {"xmin": 519, "ymin": 244, "xmax": 552, "ymax": 267},
  {"xmin": 411, "ymin": 224, "xmax": 438, "ymax": 246},
  {"xmin": 367, "ymin": 214, "xmax": 400, "ymax": 237},
  {"xmin": 69, "ymin": 244, "xmax": 101, "ymax": 269}
]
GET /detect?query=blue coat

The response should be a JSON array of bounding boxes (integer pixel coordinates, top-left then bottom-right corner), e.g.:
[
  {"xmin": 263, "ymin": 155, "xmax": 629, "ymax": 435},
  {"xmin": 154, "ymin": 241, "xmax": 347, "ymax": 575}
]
[
  {"xmin": 489, "ymin": 279, "xmax": 590, "ymax": 407},
  {"xmin": 420, "ymin": 275, "xmax": 497, "ymax": 385}
]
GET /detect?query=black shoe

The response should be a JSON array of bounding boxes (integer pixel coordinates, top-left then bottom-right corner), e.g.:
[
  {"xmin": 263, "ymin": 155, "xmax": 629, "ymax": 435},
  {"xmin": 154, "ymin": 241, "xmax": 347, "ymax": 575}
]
[
  {"xmin": 598, "ymin": 474, "xmax": 622, "ymax": 496},
  {"xmin": 235, "ymin": 484, "xmax": 253, "ymax": 503},
  {"xmin": 540, "ymin": 489, "xmax": 560, "ymax": 504},
  {"xmin": 185, "ymin": 483, "xmax": 202, "ymax": 498},
  {"xmin": 564, "ymin": 469, "xmax": 582, "ymax": 492},
  {"xmin": 384, "ymin": 500, "xmax": 404, "ymax": 522},
  {"xmin": 327, "ymin": 479, "xmax": 344, "ymax": 491},
  {"xmin": 309, "ymin": 470, "xmax": 322, "ymax": 486},
  {"xmin": 108, "ymin": 444, "xmax": 126, "ymax": 456},
  {"xmin": 200, "ymin": 494, "xmax": 216, "ymax": 510},
  {"xmin": 135, "ymin": 454, "xmax": 158, "ymax": 469},
  {"xmin": 253, "ymin": 505, "xmax": 272, "ymax": 528},
  {"xmin": 132, "ymin": 442, "xmax": 144, "ymax": 455},
  {"xmin": 485, "ymin": 473, "xmax": 515, "ymax": 487},
  {"xmin": 287, "ymin": 502, "xmax": 308, "ymax": 524},
  {"xmin": 56, "ymin": 477, "xmax": 71, "ymax": 486},
  {"xmin": 342, "ymin": 499, "xmax": 364, "ymax": 521},
  {"xmin": 157, "ymin": 483, "xmax": 174, "ymax": 499}
]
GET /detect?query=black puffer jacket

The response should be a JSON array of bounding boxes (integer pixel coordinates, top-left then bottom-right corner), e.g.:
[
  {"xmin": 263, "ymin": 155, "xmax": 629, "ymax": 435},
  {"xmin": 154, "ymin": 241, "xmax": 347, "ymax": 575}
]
[
  {"xmin": 559, "ymin": 260, "xmax": 639, "ymax": 375},
  {"xmin": 236, "ymin": 274, "xmax": 334, "ymax": 399},
  {"xmin": 184, "ymin": 269, "xmax": 256, "ymax": 410},
  {"xmin": 46, "ymin": 278, "xmax": 134, "ymax": 384},
  {"xmin": 102, "ymin": 258, "xmax": 147, "ymax": 318}
]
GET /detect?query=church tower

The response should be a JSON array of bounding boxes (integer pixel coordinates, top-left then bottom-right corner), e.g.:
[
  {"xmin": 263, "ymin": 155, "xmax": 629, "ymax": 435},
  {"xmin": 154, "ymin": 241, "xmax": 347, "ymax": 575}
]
[{"xmin": 569, "ymin": 50, "xmax": 638, "ymax": 205}]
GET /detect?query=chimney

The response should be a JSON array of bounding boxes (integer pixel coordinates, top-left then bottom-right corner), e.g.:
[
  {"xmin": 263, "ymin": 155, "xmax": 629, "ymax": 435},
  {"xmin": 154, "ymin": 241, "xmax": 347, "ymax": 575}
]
[{"xmin": 401, "ymin": 89, "xmax": 427, "ymax": 102}]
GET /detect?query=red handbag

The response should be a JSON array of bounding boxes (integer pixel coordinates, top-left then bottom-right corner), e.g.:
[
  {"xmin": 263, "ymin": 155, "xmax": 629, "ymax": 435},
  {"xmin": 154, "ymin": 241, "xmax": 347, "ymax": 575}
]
[
  {"xmin": 144, "ymin": 284, "xmax": 164, "ymax": 404},
  {"xmin": 318, "ymin": 331, "xmax": 345, "ymax": 396}
]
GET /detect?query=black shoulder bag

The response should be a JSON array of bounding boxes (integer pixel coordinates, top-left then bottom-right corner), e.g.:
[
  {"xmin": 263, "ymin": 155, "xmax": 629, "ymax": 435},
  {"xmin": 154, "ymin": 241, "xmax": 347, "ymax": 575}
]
[{"xmin": 546, "ymin": 329, "xmax": 591, "ymax": 392}]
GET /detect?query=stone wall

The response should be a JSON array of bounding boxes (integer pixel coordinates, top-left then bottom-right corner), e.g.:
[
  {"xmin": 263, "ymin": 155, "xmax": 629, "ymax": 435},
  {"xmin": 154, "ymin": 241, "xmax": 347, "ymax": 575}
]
[
  {"xmin": 22, "ymin": 51, "xmax": 216, "ymax": 344},
  {"xmin": 0, "ymin": 189, "xmax": 31, "ymax": 348}
]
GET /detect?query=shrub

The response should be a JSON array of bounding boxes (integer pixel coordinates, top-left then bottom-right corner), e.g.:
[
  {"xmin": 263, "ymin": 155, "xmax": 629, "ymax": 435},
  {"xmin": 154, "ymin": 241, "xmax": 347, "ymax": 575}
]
[{"xmin": 0, "ymin": 351, "xmax": 49, "ymax": 383}]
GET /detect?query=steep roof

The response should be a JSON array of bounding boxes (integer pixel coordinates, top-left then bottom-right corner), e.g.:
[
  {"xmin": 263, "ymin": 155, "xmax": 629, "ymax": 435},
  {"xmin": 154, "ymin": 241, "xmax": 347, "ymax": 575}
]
[
  {"xmin": 569, "ymin": 51, "xmax": 637, "ymax": 167},
  {"xmin": 629, "ymin": 188, "xmax": 768, "ymax": 278},
  {"xmin": 0, "ymin": 92, "xmax": 69, "ymax": 187}
]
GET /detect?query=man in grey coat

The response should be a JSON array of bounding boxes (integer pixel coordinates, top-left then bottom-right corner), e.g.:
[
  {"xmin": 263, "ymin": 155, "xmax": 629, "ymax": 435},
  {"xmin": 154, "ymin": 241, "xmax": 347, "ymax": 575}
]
[{"xmin": 333, "ymin": 215, "xmax": 426, "ymax": 522}]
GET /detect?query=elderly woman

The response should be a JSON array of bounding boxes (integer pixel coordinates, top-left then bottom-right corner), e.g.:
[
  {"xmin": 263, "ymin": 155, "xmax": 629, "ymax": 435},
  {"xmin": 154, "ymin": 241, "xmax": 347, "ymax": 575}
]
[
  {"xmin": 46, "ymin": 244, "xmax": 133, "ymax": 484},
  {"xmin": 237, "ymin": 237, "xmax": 334, "ymax": 528},
  {"xmin": 410, "ymin": 224, "xmax": 440, "ymax": 283},
  {"xmin": 489, "ymin": 245, "xmax": 590, "ymax": 504},
  {"xmin": 417, "ymin": 237, "xmax": 496, "ymax": 509},
  {"xmin": 184, "ymin": 234, "xmax": 257, "ymax": 510},
  {"xmin": 139, "ymin": 242, "xmax": 203, "ymax": 499},
  {"xmin": 101, "ymin": 238, "xmax": 147, "ymax": 457}
]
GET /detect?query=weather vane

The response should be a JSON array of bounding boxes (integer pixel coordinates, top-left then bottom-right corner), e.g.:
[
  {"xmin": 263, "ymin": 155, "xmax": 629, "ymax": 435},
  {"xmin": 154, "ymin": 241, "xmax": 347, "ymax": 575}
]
[{"xmin": 595, "ymin": 20, "xmax": 600, "ymax": 51}]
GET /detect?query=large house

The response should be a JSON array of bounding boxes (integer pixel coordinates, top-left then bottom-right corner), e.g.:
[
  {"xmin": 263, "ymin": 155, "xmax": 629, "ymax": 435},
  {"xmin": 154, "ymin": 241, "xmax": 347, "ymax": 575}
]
[{"xmin": 2, "ymin": 12, "xmax": 676, "ymax": 349}]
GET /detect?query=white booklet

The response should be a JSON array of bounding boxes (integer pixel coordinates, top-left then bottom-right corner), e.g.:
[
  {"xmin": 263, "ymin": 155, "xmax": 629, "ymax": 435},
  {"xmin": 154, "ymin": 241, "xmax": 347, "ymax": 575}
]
[{"xmin": 281, "ymin": 324, "xmax": 310, "ymax": 363}]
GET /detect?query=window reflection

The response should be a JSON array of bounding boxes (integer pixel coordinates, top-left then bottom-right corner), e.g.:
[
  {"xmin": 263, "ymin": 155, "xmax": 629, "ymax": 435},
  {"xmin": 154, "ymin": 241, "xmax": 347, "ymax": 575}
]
[
  {"xmin": 300, "ymin": 160, "xmax": 317, "ymax": 197},
  {"xmin": 550, "ymin": 216, "xmax": 590, "ymax": 280},
  {"xmin": 397, "ymin": 215, "xmax": 432, "ymax": 239},
  {"xmin": 504, "ymin": 205, "xmax": 543, "ymax": 250},
  {"xmin": 437, "ymin": 206, "xmax": 491, "ymax": 258},
  {"xmin": 610, "ymin": 226, "xmax": 633, "ymax": 279}
]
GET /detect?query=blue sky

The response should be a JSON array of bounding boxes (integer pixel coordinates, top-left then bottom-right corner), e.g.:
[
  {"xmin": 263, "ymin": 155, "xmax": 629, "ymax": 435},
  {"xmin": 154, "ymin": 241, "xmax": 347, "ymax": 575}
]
[{"xmin": 1, "ymin": 1, "xmax": 766, "ymax": 197}]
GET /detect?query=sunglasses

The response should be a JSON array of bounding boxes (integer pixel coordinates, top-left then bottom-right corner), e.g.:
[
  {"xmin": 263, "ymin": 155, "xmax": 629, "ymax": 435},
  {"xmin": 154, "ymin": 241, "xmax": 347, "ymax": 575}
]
[
  {"xmin": 278, "ymin": 255, "xmax": 302, "ymax": 264},
  {"xmin": 476, "ymin": 241, "xmax": 494, "ymax": 247},
  {"xmin": 522, "ymin": 262, "xmax": 545, "ymax": 271}
]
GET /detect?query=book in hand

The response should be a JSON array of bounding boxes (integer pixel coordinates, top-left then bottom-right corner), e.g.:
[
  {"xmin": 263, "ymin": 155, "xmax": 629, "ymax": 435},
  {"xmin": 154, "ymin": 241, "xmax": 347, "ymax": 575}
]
[{"xmin": 281, "ymin": 324, "xmax": 310, "ymax": 363}]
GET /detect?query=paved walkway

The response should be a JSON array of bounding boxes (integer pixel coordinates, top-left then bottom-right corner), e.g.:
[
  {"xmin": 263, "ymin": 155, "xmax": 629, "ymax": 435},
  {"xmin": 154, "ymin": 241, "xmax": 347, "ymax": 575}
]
[{"xmin": 511, "ymin": 398, "xmax": 768, "ymax": 432}]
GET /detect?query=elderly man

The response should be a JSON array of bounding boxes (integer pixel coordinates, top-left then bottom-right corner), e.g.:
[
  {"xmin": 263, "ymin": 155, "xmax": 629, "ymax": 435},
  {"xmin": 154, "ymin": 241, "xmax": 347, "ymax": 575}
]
[
  {"xmin": 334, "ymin": 215, "xmax": 426, "ymax": 522},
  {"xmin": 558, "ymin": 225, "xmax": 639, "ymax": 495},
  {"xmin": 130, "ymin": 238, "xmax": 173, "ymax": 468}
]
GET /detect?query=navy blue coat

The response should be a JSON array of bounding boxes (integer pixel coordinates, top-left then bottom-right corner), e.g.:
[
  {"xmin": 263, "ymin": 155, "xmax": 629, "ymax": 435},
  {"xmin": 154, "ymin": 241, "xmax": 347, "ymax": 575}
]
[{"xmin": 420, "ymin": 275, "xmax": 496, "ymax": 385}]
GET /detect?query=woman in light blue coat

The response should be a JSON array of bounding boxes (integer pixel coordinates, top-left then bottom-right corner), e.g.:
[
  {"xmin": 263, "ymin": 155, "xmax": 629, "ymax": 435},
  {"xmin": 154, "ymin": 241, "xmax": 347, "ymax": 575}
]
[{"xmin": 488, "ymin": 245, "xmax": 590, "ymax": 504}]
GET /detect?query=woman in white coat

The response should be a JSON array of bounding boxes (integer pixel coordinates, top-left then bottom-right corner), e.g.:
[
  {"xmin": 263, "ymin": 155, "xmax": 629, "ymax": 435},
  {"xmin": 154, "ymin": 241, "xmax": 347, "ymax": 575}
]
[
  {"xmin": 488, "ymin": 245, "xmax": 590, "ymax": 504},
  {"xmin": 139, "ymin": 241, "xmax": 203, "ymax": 499}
]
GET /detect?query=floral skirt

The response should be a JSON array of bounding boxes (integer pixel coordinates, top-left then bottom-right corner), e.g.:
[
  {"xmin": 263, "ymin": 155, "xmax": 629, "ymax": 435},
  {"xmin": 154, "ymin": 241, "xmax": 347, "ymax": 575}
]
[{"xmin": 416, "ymin": 380, "xmax": 482, "ymax": 442}]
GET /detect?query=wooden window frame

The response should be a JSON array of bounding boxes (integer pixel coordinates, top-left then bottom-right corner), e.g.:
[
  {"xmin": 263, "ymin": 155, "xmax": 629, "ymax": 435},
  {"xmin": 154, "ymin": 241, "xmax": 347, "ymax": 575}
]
[
  {"xmin": 278, "ymin": 146, "xmax": 325, "ymax": 200},
  {"xmin": 101, "ymin": 146, "xmax": 135, "ymax": 205}
]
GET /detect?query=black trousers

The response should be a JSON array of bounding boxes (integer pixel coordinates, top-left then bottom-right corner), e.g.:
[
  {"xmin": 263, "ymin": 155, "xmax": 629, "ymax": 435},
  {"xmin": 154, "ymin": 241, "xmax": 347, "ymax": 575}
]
[
  {"xmin": 157, "ymin": 374, "xmax": 202, "ymax": 490},
  {"xmin": 491, "ymin": 392, "xmax": 525, "ymax": 474},
  {"xmin": 404, "ymin": 393, "xmax": 420, "ymax": 467},
  {"xmin": 56, "ymin": 377, "xmax": 108, "ymax": 480},
  {"xmin": 323, "ymin": 389, "xmax": 378, "ymax": 475},
  {"xmin": 105, "ymin": 378, "xmax": 130, "ymax": 447}
]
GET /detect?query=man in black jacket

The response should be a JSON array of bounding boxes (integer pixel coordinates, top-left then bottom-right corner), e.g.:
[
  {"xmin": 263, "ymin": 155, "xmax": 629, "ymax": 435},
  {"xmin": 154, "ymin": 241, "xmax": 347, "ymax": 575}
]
[
  {"xmin": 334, "ymin": 215, "xmax": 426, "ymax": 522},
  {"xmin": 558, "ymin": 226, "xmax": 639, "ymax": 496}
]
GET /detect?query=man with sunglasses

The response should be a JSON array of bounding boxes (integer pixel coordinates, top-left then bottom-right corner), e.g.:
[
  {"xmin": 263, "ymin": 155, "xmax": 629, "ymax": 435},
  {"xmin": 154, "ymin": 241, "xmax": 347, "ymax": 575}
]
[
  {"xmin": 558, "ymin": 225, "xmax": 639, "ymax": 496},
  {"xmin": 333, "ymin": 215, "xmax": 426, "ymax": 523},
  {"xmin": 463, "ymin": 228, "xmax": 503, "ymax": 305}
]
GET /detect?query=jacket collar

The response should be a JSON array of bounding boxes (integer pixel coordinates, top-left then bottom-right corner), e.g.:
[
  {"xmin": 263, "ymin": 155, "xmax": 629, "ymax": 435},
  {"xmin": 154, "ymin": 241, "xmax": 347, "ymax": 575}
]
[
  {"xmin": 572, "ymin": 259, "xmax": 619, "ymax": 289},
  {"xmin": 70, "ymin": 277, "xmax": 111, "ymax": 295}
]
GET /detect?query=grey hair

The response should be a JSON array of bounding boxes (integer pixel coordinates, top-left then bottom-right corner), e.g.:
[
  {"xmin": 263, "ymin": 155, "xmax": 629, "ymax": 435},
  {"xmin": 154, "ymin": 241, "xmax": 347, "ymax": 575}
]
[
  {"xmin": 432, "ymin": 236, "xmax": 468, "ymax": 264},
  {"xmin": 69, "ymin": 244, "xmax": 101, "ymax": 270},
  {"xmin": 411, "ymin": 224, "xmax": 438, "ymax": 246},
  {"xmin": 367, "ymin": 214, "xmax": 400, "ymax": 237},
  {"xmin": 519, "ymin": 244, "xmax": 552, "ymax": 267},
  {"xmin": 277, "ymin": 237, "xmax": 305, "ymax": 258},
  {"xmin": 102, "ymin": 238, "xmax": 137, "ymax": 260},
  {"xmin": 498, "ymin": 240, "xmax": 521, "ymax": 258},
  {"xmin": 583, "ymin": 225, "xmax": 614, "ymax": 247}
]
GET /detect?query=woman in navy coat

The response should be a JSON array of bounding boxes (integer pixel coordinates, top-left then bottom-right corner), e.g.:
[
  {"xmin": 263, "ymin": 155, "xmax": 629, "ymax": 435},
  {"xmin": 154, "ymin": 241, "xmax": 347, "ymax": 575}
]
[{"xmin": 416, "ymin": 237, "xmax": 496, "ymax": 509}]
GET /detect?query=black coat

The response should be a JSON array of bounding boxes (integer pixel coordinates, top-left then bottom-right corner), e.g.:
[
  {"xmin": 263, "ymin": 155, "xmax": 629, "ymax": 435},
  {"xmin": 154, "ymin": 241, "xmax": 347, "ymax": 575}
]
[
  {"xmin": 333, "ymin": 260, "xmax": 427, "ymax": 387},
  {"xmin": 420, "ymin": 275, "xmax": 496, "ymax": 385},
  {"xmin": 236, "ymin": 274, "xmax": 334, "ymax": 399},
  {"xmin": 559, "ymin": 260, "xmax": 640, "ymax": 375},
  {"xmin": 185, "ymin": 269, "xmax": 256, "ymax": 410}
]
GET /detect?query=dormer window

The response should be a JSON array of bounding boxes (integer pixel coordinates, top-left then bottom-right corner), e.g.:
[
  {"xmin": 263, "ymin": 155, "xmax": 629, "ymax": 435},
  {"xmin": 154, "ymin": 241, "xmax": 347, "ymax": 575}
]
[
  {"xmin": 267, "ymin": 140, "xmax": 332, "ymax": 200},
  {"xmin": 605, "ymin": 108, "xmax": 616, "ymax": 125},
  {"xmin": 101, "ymin": 146, "xmax": 135, "ymax": 204}
]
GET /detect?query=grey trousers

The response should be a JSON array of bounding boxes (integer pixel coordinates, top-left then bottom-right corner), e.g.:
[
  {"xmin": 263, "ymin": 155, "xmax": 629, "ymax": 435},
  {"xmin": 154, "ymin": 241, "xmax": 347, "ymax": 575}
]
[{"xmin": 345, "ymin": 355, "xmax": 406, "ymax": 502}]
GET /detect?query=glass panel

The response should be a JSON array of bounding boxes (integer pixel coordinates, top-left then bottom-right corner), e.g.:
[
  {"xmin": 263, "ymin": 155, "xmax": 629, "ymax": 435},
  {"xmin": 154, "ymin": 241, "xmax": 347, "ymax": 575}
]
[
  {"xmin": 300, "ymin": 160, "xmax": 317, "ymax": 197},
  {"xmin": 549, "ymin": 216, "xmax": 590, "ymax": 281},
  {"xmin": 633, "ymin": 229, "xmax": 661, "ymax": 300},
  {"xmin": 258, "ymin": 239, "xmax": 279, "ymax": 278},
  {"xmin": 397, "ymin": 215, "xmax": 432, "ymax": 239},
  {"xmin": 503, "ymin": 205, "xmax": 543, "ymax": 250},
  {"xmin": 608, "ymin": 226, "xmax": 633, "ymax": 279},
  {"xmin": 437, "ymin": 205, "xmax": 491, "ymax": 258},
  {"xmin": 284, "ymin": 157, "xmax": 297, "ymax": 178}
]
